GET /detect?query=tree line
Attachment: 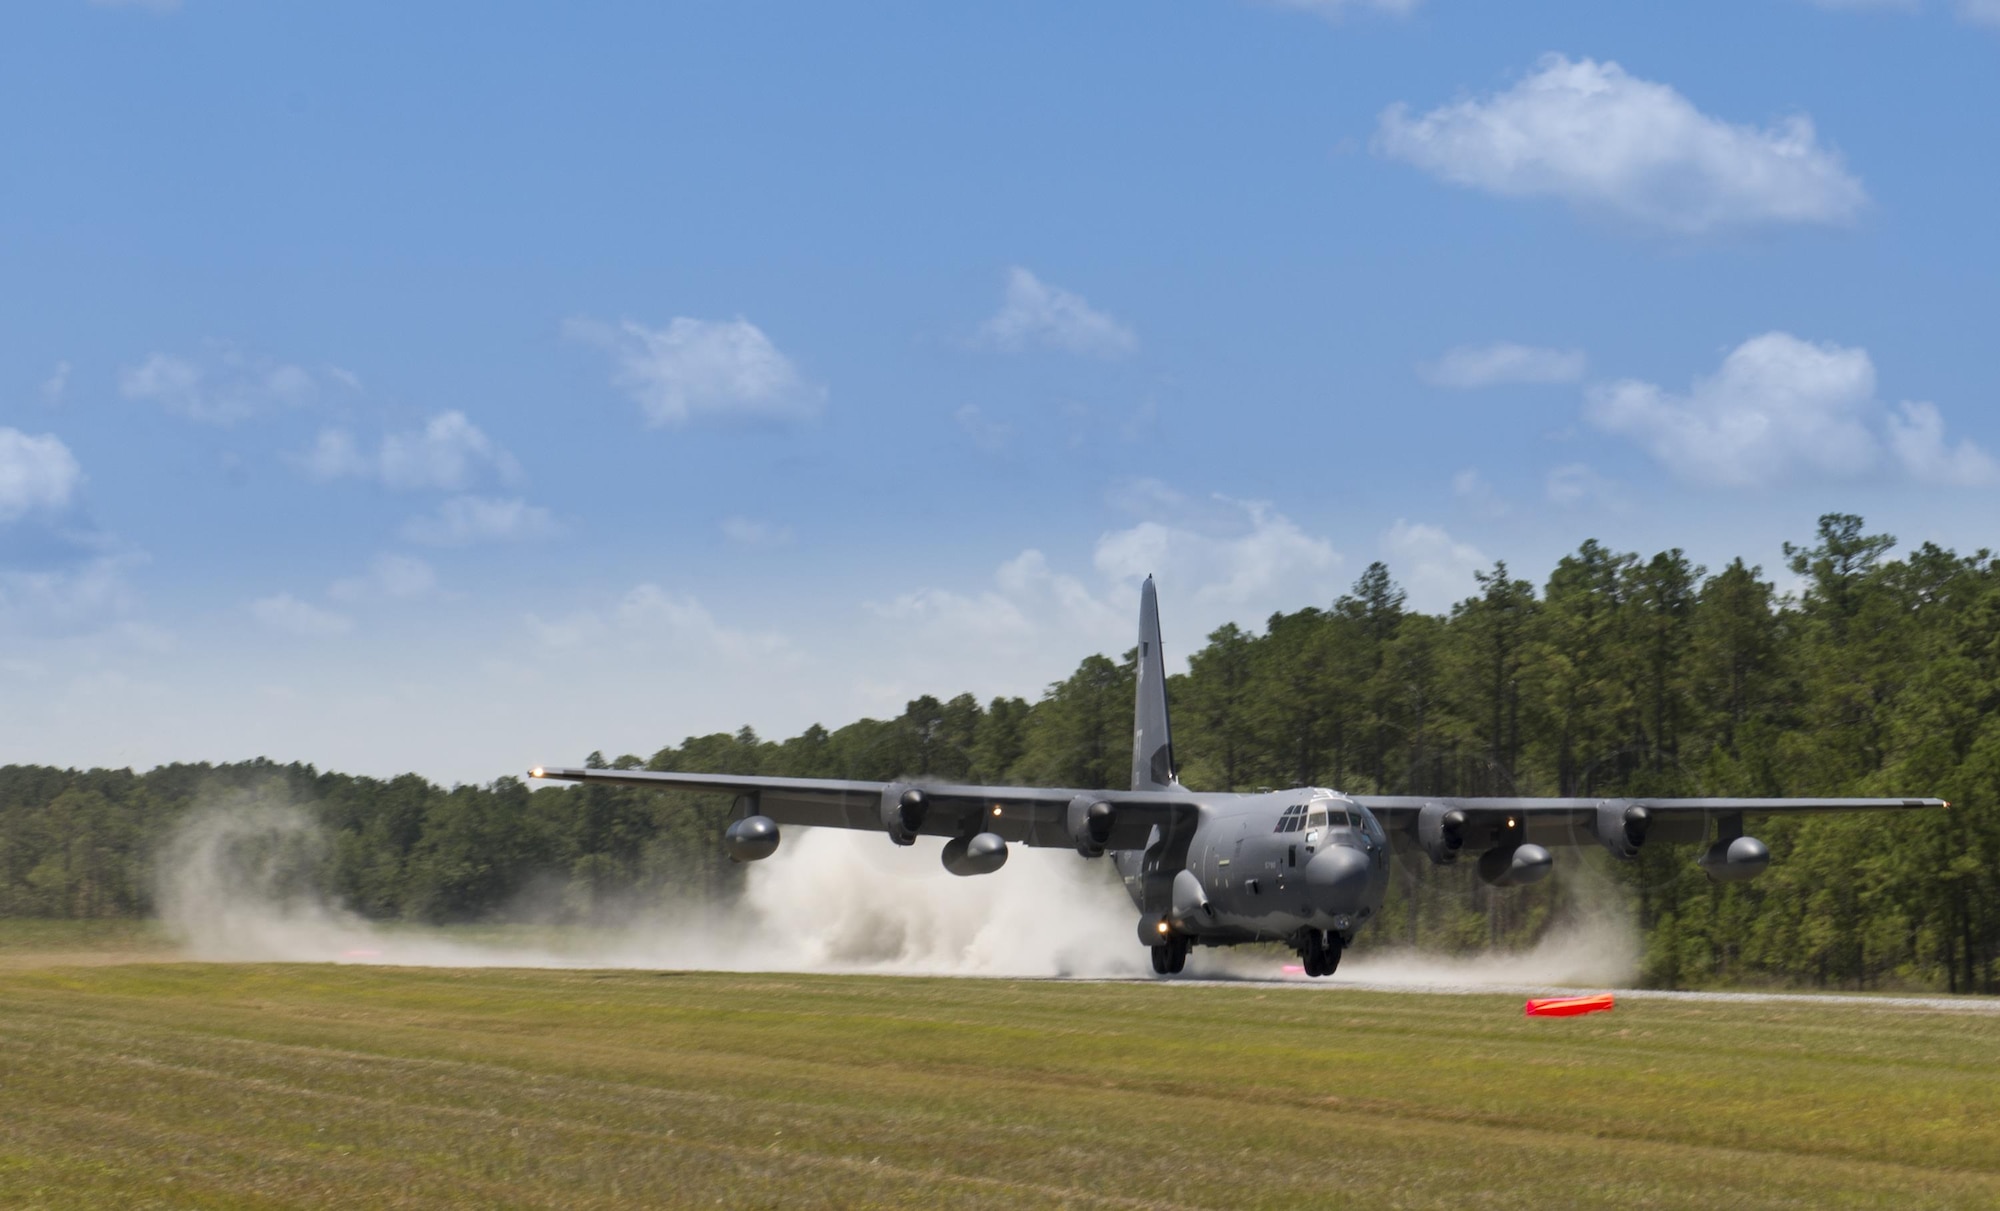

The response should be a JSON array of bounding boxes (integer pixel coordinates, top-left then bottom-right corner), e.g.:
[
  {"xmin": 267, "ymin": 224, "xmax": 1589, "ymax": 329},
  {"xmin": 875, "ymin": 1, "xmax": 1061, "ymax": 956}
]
[{"xmin": 2, "ymin": 514, "xmax": 1996, "ymax": 992}]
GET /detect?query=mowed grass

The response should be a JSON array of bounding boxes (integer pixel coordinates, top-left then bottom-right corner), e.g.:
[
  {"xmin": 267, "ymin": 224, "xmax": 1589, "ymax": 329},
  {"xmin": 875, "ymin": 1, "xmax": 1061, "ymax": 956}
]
[{"xmin": 0, "ymin": 959, "xmax": 1996, "ymax": 1209}]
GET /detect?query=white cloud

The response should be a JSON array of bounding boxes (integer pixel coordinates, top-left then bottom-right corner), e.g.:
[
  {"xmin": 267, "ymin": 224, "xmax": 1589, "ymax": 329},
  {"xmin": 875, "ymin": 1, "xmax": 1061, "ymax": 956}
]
[
  {"xmin": 530, "ymin": 585, "xmax": 790, "ymax": 663},
  {"xmin": 250, "ymin": 594, "xmax": 353, "ymax": 639},
  {"xmin": 720, "ymin": 517, "xmax": 794, "ymax": 547},
  {"xmin": 566, "ymin": 316, "xmax": 823, "ymax": 428},
  {"xmin": 1886, "ymin": 402, "xmax": 2000, "ymax": 486},
  {"xmin": 300, "ymin": 411, "xmax": 521, "ymax": 491},
  {"xmin": 1808, "ymin": 0, "xmax": 2000, "ymax": 26},
  {"xmin": 400, "ymin": 496, "xmax": 559, "ymax": 546},
  {"xmin": 1381, "ymin": 521, "xmax": 1489, "ymax": 613},
  {"xmin": 0, "ymin": 556, "xmax": 141, "ymax": 636},
  {"xmin": 978, "ymin": 267, "xmax": 1137, "ymax": 358},
  {"xmin": 1420, "ymin": 343, "xmax": 1587, "ymax": 388},
  {"xmin": 0, "ymin": 429, "xmax": 83, "ymax": 522},
  {"xmin": 1092, "ymin": 499, "xmax": 1341, "ymax": 615},
  {"xmin": 329, "ymin": 554, "xmax": 441, "ymax": 603},
  {"xmin": 1376, "ymin": 55, "xmax": 1867, "ymax": 233},
  {"xmin": 1545, "ymin": 462, "xmax": 1623, "ymax": 509},
  {"xmin": 1585, "ymin": 332, "xmax": 1993, "ymax": 488},
  {"xmin": 863, "ymin": 497, "xmax": 1342, "ymax": 711},
  {"xmin": 119, "ymin": 349, "xmax": 325, "ymax": 424}
]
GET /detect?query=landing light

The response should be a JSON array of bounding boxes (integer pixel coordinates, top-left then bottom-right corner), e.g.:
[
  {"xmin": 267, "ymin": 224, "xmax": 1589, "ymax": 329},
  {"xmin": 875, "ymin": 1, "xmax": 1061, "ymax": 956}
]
[
  {"xmin": 530, "ymin": 767, "xmax": 545, "ymax": 779},
  {"xmin": 1506, "ymin": 816, "xmax": 1517, "ymax": 829},
  {"xmin": 1156, "ymin": 921, "xmax": 1170, "ymax": 935},
  {"xmin": 992, "ymin": 806, "xmax": 1003, "ymax": 816}
]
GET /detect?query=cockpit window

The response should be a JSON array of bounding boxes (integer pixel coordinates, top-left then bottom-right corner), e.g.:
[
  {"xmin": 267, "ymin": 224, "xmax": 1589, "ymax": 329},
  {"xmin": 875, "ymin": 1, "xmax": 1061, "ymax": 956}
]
[{"xmin": 1307, "ymin": 809, "xmax": 1326, "ymax": 829}]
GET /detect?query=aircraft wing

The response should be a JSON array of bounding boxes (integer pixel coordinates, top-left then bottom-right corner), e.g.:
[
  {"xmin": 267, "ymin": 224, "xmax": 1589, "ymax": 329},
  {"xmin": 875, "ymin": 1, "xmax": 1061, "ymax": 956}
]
[
  {"xmin": 528, "ymin": 766, "xmax": 1196, "ymax": 851},
  {"xmin": 1356, "ymin": 795, "xmax": 1946, "ymax": 848}
]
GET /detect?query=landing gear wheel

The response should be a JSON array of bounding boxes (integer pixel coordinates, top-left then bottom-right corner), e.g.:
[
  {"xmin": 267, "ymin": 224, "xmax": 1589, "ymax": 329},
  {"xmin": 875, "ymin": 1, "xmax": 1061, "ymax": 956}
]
[
  {"xmin": 1150, "ymin": 944, "xmax": 1171, "ymax": 975},
  {"xmin": 1299, "ymin": 931, "xmax": 1344, "ymax": 978},
  {"xmin": 1168, "ymin": 936, "xmax": 1189, "ymax": 974}
]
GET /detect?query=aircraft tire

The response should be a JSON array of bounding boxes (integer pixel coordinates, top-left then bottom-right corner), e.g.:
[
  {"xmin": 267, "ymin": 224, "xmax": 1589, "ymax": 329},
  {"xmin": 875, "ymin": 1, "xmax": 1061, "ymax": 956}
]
[
  {"xmin": 1300, "ymin": 932, "xmax": 1327, "ymax": 977},
  {"xmin": 1150, "ymin": 944, "xmax": 1171, "ymax": 975},
  {"xmin": 1322, "ymin": 936, "xmax": 1343, "ymax": 977},
  {"xmin": 1168, "ymin": 937, "xmax": 1189, "ymax": 974}
]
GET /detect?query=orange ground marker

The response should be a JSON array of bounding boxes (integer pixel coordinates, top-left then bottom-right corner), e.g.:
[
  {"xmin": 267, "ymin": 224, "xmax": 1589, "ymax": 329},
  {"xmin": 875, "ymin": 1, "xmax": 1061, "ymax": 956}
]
[{"xmin": 1524, "ymin": 993, "xmax": 1616, "ymax": 1017}]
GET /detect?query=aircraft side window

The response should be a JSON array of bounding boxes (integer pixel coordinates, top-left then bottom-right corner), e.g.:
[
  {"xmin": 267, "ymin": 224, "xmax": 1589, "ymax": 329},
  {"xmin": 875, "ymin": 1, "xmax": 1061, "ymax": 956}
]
[{"xmin": 1288, "ymin": 845, "xmax": 1298, "ymax": 868}]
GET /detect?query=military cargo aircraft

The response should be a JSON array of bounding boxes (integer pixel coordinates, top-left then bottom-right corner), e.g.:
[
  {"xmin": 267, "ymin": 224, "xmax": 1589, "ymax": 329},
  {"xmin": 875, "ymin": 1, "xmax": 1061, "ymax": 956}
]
[{"xmin": 532, "ymin": 579, "xmax": 1945, "ymax": 977}]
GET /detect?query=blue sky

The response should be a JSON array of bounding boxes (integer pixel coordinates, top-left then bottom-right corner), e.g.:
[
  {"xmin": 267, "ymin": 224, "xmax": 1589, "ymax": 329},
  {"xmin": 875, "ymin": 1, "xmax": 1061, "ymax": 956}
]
[{"xmin": 4, "ymin": 0, "xmax": 1997, "ymax": 782}]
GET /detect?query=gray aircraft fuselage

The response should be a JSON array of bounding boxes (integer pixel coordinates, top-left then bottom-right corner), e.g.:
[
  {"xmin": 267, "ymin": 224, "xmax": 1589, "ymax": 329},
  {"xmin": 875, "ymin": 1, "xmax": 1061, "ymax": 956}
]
[{"xmin": 1111, "ymin": 790, "xmax": 1391, "ymax": 950}]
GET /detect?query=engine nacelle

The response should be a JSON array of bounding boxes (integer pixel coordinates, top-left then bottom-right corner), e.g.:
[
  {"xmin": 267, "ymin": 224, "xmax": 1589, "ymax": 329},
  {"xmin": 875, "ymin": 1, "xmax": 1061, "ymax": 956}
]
[
  {"xmin": 1417, "ymin": 801, "xmax": 1469, "ymax": 866},
  {"xmin": 1478, "ymin": 843, "xmax": 1553, "ymax": 887},
  {"xmin": 1067, "ymin": 795, "xmax": 1115, "ymax": 857},
  {"xmin": 724, "ymin": 815, "xmax": 780, "ymax": 862},
  {"xmin": 942, "ymin": 832, "xmax": 1008, "ymax": 876},
  {"xmin": 1169, "ymin": 868, "xmax": 1211, "ymax": 926},
  {"xmin": 1595, "ymin": 800, "xmax": 1652, "ymax": 860},
  {"xmin": 1698, "ymin": 835, "xmax": 1770, "ymax": 883},
  {"xmin": 881, "ymin": 786, "xmax": 928, "ymax": 846}
]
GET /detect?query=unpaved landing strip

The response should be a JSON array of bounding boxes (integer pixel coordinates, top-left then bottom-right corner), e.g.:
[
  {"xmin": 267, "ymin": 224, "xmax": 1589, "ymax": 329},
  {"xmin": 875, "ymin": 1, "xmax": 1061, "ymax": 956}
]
[{"xmin": 3, "ymin": 964, "xmax": 1997, "ymax": 1209}]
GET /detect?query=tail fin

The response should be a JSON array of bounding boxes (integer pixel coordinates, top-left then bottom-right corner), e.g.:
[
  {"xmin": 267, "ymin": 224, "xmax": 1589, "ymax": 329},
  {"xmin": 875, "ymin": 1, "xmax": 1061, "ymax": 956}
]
[{"xmin": 1132, "ymin": 576, "xmax": 1179, "ymax": 791}]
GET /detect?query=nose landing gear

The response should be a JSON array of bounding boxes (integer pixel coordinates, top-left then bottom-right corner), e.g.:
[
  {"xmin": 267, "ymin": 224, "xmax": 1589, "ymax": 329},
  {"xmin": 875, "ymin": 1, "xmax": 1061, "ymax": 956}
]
[
  {"xmin": 1298, "ymin": 930, "xmax": 1343, "ymax": 978},
  {"xmin": 1150, "ymin": 935, "xmax": 1190, "ymax": 975}
]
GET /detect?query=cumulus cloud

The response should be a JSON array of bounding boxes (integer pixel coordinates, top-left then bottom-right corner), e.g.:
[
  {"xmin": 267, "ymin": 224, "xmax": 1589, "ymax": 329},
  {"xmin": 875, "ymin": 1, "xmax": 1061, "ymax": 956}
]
[
  {"xmin": 1804, "ymin": 0, "xmax": 2000, "ymax": 26},
  {"xmin": 566, "ymin": 316, "xmax": 823, "ymax": 428},
  {"xmin": 329, "ymin": 554, "xmax": 441, "ymax": 603},
  {"xmin": 0, "ymin": 429, "xmax": 83, "ymax": 522},
  {"xmin": 299, "ymin": 412, "xmax": 522, "ymax": 491},
  {"xmin": 1545, "ymin": 462, "xmax": 1623, "ymax": 509},
  {"xmin": 1886, "ymin": 401, "xmax": 2000, "ymax": 486},
  {"xmin": 0, "ymin": 556, "xmax": 142, "ymax": 637},
  {"xmin": 978, "ymin": 268, "xmax": 1137, "ymax": 358},
  {"xmin": 1585, "ymin": 332, "xmax": 1994, "ymax": 487},
  {"xmin": 400, "ymin": 496, "xmax": 559, "ymax": 546},
  {"xmin": 1420, "ymin": 343, "xmax": 1587, "ymax": 388},
  {"xmin": 862, "ymin": 495, "xmax": 1342, "ymax": 712},
  {"xmin": 1381, "ymin": 520, "xmax": 1489, "ymax": 613},
  {"xmin": 250, "ymin": 594, "xmax": 353, "ymax": 639},
  {"xmin": 530, "ymin": 585, "xmax": 791, "ymax": 662},
  {"xmin": 119, "ymin": 349, "xmax": 328, "ymax": 425},
  {"xmin": 1376, "ymin": 55, "xmax": 1867, "ymax": 233}
]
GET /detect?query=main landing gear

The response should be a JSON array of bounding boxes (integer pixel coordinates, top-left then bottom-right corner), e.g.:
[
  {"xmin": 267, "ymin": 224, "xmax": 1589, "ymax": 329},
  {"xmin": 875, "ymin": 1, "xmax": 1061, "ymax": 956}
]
[
  {"xmin": 1298, "ymin": 930, "xmax": 1343, "ymax": 979},
  {"xmin": 1150, "ymin": 934, "xmax": 1189, "ymax": 975}
]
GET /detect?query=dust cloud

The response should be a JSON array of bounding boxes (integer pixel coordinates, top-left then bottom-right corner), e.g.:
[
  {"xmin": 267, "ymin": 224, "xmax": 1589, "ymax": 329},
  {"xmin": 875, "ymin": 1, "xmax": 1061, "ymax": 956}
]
[
  {"xmin": 156, "ymin": 792, "xmax": 1638, "ymax": 988},
  {"xmin": 155, "ymin": 793, "xmax": 1143, "ymax": 977}
]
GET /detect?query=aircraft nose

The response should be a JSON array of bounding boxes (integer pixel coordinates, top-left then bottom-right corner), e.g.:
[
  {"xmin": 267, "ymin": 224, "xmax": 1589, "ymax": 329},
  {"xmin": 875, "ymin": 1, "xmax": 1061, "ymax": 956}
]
[{"xmin": 1304, "ymin": 846, "xmax": 1372, "ymax": 913}]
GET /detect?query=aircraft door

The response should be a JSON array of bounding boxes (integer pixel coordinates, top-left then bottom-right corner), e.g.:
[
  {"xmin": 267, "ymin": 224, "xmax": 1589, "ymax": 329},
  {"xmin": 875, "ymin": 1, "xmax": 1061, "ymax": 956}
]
[{"xmin": 1203, "ymin": 820, "xmax": 1246, "ymax": 898}]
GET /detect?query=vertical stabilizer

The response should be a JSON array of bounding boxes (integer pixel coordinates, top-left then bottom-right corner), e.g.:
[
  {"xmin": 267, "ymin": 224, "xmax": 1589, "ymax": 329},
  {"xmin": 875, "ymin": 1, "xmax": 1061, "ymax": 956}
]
[{"xmin": 1132, "ymin": 576, "xmax": 1178, "ymax": 791}]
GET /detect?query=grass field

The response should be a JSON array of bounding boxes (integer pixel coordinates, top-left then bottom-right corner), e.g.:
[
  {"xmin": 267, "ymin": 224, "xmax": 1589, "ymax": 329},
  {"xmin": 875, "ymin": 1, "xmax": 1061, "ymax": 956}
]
[{"xmin": 1, "ymin": 943, "xmax": 1997, "ymax": 1207}]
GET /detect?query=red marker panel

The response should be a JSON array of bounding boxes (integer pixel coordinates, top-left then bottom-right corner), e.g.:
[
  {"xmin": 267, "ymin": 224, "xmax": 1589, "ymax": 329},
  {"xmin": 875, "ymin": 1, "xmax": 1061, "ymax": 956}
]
[{"xmin": 1524, "ymin": 993, "xmax": 1615, "ymax": 1017}]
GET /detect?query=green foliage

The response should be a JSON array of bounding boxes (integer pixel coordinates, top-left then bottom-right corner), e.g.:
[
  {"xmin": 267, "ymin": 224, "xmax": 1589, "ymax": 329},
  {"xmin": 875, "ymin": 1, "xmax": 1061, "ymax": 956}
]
[{"xmin": 2, "ymin": 513, "xmax": 1997, "ymax": 991}]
